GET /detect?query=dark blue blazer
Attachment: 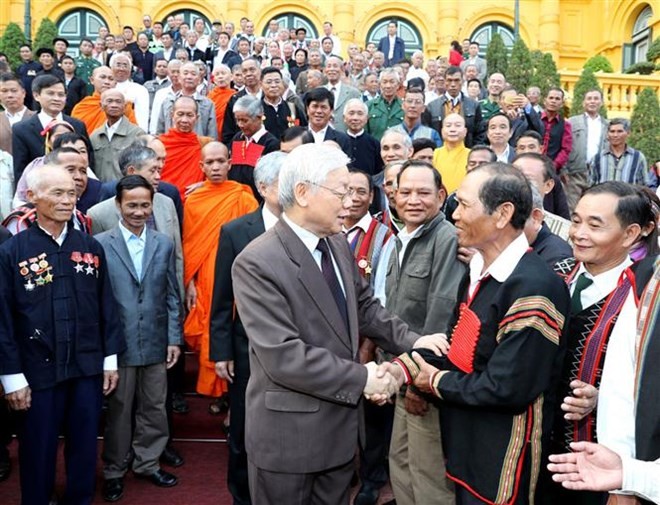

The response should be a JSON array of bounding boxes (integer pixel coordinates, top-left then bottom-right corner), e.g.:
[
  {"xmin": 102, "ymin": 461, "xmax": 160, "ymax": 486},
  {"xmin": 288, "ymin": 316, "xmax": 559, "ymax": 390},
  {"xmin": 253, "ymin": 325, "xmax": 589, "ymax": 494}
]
[
  {"xmin": 377, "ymin": 36, "xmax": 405, "ymax": 66},
  {"xmin": 12, "ymin": 113, "xmax": 89, "ymax": 181},
  {"xmin": 324, "ymin": 127, "xmax": 352, "ymax": 158},
  {"xmin": 78, "ymin": 179, "xmax": 103, "ymax": 214}
]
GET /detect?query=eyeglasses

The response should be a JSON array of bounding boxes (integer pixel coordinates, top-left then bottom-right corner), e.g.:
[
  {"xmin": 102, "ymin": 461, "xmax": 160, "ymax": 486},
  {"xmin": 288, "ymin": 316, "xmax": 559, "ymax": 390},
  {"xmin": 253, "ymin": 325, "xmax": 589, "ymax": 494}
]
[{"xmin": 307, "ymin": 182, "xmax": 355, "ymax": 201}]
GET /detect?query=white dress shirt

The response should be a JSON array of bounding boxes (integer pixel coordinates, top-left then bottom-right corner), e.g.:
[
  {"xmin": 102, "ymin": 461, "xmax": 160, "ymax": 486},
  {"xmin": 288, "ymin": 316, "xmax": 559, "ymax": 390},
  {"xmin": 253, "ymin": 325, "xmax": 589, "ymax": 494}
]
[
  {"xmin": 585, "ymin": 113, "xmax": 603, "ymax": 165},
  {"xmin": 309, "ymin": 124, "xmax": 330, "ymax": 144},
  {"xmin": 262, "ymin": 205, "xmax": 279, "ymax": 231},
  {"xmin": 6, "ymin": 107, "xmax": 27, "ymax": 126},
  {"xmin": 569, "ymin": 257, "xmax": 632, "ymax": 311},
  {"xmin": 396, "ymin": 224, "xmax": 424, "ymax": 267},
  {"xmin": 115, "ymin": 80, "xmax": 150, "ymax": 131},
  {"xmin": 468, "ymin": 233, "xmax": 529, "ymax": 297},
  {"xmin": 388, "ymin": 35, "xmax": 396, "ymax": 60},
  {"xmin": 37, "ymin": 111, "xmax": 64, "ymax": 129},
  {"xmin": 105, "ymin": 117, "xmax": 123, "ymax": 141},
  {"xmin": 282, "ymin": 212, "xmax": 345, "ymax": 295},
  {"xmin": 621, "ymin": 457, "xmax": 660, "ymax": 503}
]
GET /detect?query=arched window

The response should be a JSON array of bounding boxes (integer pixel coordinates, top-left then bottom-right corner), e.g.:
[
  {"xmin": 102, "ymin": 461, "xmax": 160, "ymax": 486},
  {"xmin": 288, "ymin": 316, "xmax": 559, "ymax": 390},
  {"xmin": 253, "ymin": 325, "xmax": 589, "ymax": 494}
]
[
  {"xmin": 163, "ymin": 10, "xmax": 212, "ymax": 36},
  {"xmin": 470, "ymin": 22, "xmax": 515, "ymax": 57},
  {"xmin": 57, "ymin": 9, "xmax": 108, "ymax": 55},
  {"xmin": 633, "ymin": 6, "xmax": 653, "ymax": 63},
  {"xmin": 366, "ymin": 18, "xmax": 423, "ymax": 55},
  {"xmin": 261, "ymin": 13, "xmax": 318, "ymax": 40}
]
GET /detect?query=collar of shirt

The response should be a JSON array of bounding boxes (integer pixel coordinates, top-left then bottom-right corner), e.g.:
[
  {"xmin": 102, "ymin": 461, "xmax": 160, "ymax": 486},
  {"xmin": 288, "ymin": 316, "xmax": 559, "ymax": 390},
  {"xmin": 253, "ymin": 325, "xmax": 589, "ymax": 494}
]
[
  {"xmin": 105, "ymin": 117, "xmax": 123, "ymax": 139},
  {"xmin": 38, "ymin": 111, "xmax": 64, "ymax": 129},
  {"xmin": 572, "ymin": 256, "xmax": 632, "ymax": 307},
  {"xmin": 469, "ymin": 232, "xmax": 529, "ymax": 289},
  {"xmin": 175, "ymin": 90, "xmax": 201, "ymax": 101},
  {"xmin": 118, "ymin": 220, "xmax": 147, "ymax": 245},
  {"xmin": 396, "ymin": 223, "xmax": 424, "ymax": 265},
  {"xmin": 401, "ymin": 121, "xmax": 423, "ymax": 135},
  {"xmin": 282, "ymin": 212, "xmax": 322, "ymax": 255},
  {"xmin": 262, "ymin": 205, "xmax": 279, "ymax": 231},
  {"xmin": 585, "ymin": 113, "xmax": 602, "ymax": 125},
  {"xmin": 343, "ymin": 212, "xmax": 372, "ymax": 235},
  {"xmin": 247, "ymin": 125, "xmax": 267, "ymax": 144},
  {"xmin": 346, "ymin": 129, "xmax": 364, "ymax": 138},
  {"xmin": 5, "ymin": 107, "xmax": 27, "ymax": 125},
  {"xmin": 541, "ymin": 110, "xmax": 560, "ymax": 123},
  {"xmin": 495, "ymin": 144, "xmax": 511, "ymax": 163},
  {"xmin": 309, "ymin": 124, "xmax": 330, "ymax": 143},
  {"xmin": 326, "ymin": 82, "xmax": 341, "ymax": 95},
  {"xmin": 264, "ymin": 97, "xmax": 283, "ymax": 110},
  {"xmin": 37, "ymin": 222, "xmax": 68, "ymax": 246},
  {"xmin": 604, "ymin": 145, "xmax": 634, "ymax": 157},
  {"xmin": 156, "ymin": 77, "xmax": 170, "ymax": 85},
  {"xmin": 444, "ymin": 92, "xmax": 460, "ymax": 106}
]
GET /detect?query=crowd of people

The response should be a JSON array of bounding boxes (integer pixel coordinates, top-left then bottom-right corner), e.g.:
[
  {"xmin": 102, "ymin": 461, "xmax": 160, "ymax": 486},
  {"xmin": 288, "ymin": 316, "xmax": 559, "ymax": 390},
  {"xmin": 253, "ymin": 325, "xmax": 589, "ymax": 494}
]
[{"xmin": 0, "ymin": 11, "xmax": 659, "ymax": 505}]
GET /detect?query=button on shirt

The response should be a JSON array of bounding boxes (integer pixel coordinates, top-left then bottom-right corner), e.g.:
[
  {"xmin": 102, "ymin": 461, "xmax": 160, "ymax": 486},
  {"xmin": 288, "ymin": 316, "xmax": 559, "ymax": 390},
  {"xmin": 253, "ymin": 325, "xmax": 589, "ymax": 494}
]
[{"xmin": 119, "ymin": 221, "xmax": 146, "ymax": 280}]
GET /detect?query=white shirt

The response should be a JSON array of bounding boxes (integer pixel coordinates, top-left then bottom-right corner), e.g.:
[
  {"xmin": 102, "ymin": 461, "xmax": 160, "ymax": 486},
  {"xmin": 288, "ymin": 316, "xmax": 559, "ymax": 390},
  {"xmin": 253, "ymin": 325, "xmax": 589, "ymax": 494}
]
[
  {"xmin": 585, "ymin": 113, "xmax": 603, "ymax": 164},
  {"xmin": 281, "ymin": 212, "xmax": 345, "ymax": 295},
  {"xmin": 262, "ymin": 205, "xmax": 279, "ymax": 231},
  {"xmin": 309, "ymin": 124, "xmax": 330, "ymax": 144},
  {"xmin": 396, "ymin": 224, "xmax": 424, "ymax": 267},
  {"xmin": 468, "ymin": 233, "xmax": 529, "ymax": 298},
  {"xmin": 343, "ymin": 212, "xmax": 372, "ymax": 244},
  {"xmin": 115, "ymin": 80, "xmax": 150, "ymax": 131},
  {"xmin": 569, "ymin": 257, "xmax": 632, "ymax": 311},
  {"xmin": 597, "ymin": 290, "xmax": 637, "ymax": 459},
  {"xmin": 621, "ymin": 457, "xmax": 660, "ymax": 503},
  {"xmin": 213, "ymin": 47, "xmax": 230, "ymax": 70},
  {"xmin": 406, "ymin": 67, "xmax": 430, "ymax": 85},
  {"xmin": 0, "ymin": 224, "xmax": 117, "ymax": 395},
  {"xmin": 494, "ymin": 144, "xmax": 511, "ymax": 163},
  {"xmin": 246, "ymin": 125, "xmax": 268, "ymax": 144},
  {"xmin": 346, "ymin": 128, "xmax": 365, "ymax": 139},
  {"xmin": 105, "ymin": 117, "xmax": 123, "ymax": 141},
  {"xmin": 5, "ymin": 107, "xmax": 27, "ymax": 126},
  {"xmin": 388, "ymin": 35, "xmax": 396, "ymax": 60},
  {"xmin": 325, "ymin": 81, "xmax": 341, "ymax": 104},
  {"xmin": 149, "ymin": 85, "xmax": 175, "ymax": 134},
  {"xmin": 37, "ymin": 111, "xmax": 64, "ymax": 129}
]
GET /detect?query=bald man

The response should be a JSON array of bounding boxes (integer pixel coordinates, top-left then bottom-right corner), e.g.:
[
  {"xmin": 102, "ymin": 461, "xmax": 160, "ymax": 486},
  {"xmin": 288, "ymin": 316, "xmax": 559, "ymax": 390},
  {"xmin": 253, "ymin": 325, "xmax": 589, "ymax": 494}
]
[
  {"xmin": 90, "ymin": 89, "xmax": 146, "ymax": 181},
  {"xmin": 72, "ymin": 65, "xmax": 138, "ymax": 134},
  {"xmin": 156, "ymin": 62, "xmax": 217, "ymax": 138},
  {"xmin": 182, "ymin": 142, "xmax": 258, "ymax": 398}
]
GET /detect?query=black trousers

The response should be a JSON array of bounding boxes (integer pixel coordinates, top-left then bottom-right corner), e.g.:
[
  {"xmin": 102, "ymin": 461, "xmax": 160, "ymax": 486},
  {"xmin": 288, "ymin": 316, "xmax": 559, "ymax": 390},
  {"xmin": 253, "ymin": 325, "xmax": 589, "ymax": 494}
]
[
  {"xmin": 359, "ymin": 399, "xmax": 394, "ymax": 489},
  {"xmin": 227, "ymin": 337, "xmax": 251, "ymax": 505}
]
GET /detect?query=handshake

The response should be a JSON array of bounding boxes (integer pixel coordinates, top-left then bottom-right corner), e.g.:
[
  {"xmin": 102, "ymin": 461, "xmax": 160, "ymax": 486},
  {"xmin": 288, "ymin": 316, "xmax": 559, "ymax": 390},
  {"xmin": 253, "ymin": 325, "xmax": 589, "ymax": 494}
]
[
  {"xmin": 363, "ymin": 361, "xmax": 405, "ymax": 405},
  {"xmin": 362, "ymin": 332, "xmax": 450, "ymax": 405}
]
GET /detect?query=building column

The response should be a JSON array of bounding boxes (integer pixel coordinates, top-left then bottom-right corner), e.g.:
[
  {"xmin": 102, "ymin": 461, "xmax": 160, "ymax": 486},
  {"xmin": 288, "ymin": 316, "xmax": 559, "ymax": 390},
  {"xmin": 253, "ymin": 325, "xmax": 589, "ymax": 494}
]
[
  {"xmin": 436, "ymin": 1, "xmax": 459, "ymax": 55},
  {"xmin": 119, "ymin": 0, "xmax": 143, "ymax": 32},
  {"xmin": 227, "ymin": 0, "xmax": 248, "ymax": 27},
  {"xmin": 334, "ymin": 2, "xmax": 354, "ymax": 59},
  {"xmin": 539, "ymin": 0, "xmax": 560, "ymax": 59}
]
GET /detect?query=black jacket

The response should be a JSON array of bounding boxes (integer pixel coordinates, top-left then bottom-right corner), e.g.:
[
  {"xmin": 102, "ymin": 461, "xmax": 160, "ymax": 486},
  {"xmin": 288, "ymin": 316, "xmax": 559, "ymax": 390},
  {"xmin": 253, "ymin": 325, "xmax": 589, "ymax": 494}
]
[{"xmin": 423, "ymin": 93, "xmax": 485, "ymax": 147}]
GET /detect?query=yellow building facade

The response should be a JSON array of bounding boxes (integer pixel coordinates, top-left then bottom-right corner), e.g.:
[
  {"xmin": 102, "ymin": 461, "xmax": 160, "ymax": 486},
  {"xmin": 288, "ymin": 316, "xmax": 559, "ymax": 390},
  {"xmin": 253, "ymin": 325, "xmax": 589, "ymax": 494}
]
[{"xmin": 1, "ymin": 0, "xmax": 658, "ymax": 72}]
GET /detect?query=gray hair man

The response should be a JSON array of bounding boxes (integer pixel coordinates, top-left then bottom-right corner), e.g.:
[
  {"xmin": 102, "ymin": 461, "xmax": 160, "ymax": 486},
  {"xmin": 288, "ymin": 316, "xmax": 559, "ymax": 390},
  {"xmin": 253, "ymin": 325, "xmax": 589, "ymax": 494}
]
[
  {"xmin": 210, "ymin": 151, "xmax": 286, "ymax": 505},
  {"xmin": 232, "ymin": 143, "xmax": 448, "ymax": 504},
  {"xmin": 228, "ymin": 95, "xmax": 280, "ymax": 201},
  {"xmin": 366, "ymin": 68, "xmax": 404, "ymax": 141},
  {"xmin": 343, "ymin": 98, "xmax": 383, "ymax": 176}
]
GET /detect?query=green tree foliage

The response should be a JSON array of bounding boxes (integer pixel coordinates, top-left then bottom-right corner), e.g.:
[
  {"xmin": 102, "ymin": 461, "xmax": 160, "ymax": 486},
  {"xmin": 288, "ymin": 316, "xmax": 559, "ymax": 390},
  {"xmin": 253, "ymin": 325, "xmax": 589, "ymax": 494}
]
[
  {"xmin": 506, "ymin": 37, "xmax": 534, "ymax": 93},
  {"xmin": 34, "ymin": 18, "xmax": 58, "ymax": 52},
  {"xmin": 647, "ymin": 37, "xmax": 660, "ymax": 63},
  {"xmin": 0, "ymin": 23, "xmax": 27, "ymax": 71},
  {"xmin": 531, "ymin": 52, "xmax": 561, "ymax": 97},
  {"xmin": 624, "ymin": 61, "xmax": 656, "ymax": 75},
  {"xmin": 485, "ymin": 33, "xmax": 508, "ymax": 78},
  {"xmin": 583, "ymin": 54, "xmax": 614, "ymax": 73},
  {"xmin": 570, "ymin": 68, "xmax": 607, "ymax": 117},
  {"xmin": 629, "ymin": 87, "xmax": 660, "ymax": 164}
]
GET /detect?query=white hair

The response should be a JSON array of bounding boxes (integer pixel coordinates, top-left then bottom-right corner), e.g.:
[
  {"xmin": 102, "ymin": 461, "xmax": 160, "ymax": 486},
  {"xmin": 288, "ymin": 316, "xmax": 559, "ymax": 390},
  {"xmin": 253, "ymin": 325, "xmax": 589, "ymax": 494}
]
[
  {"xmin": 109, "ymin": 52, "xmax": 132, "ymax": 67},
  {"xmin": 381, "ymin": 127, "xmax": 413, "ymax": 150},
  {"xmin": 254, "ymin": 151, "xmax": 287, "ymax": 188},
  {"xmin": 278, "ymin": 143, "xmax": 350, "ymax": 209},
  {"xmin": 343, "ymin": 98, "xmax": 368, "ymax": 116},
  {"xmin": 379, "ymin": 68, "xmax": 400, "ymax": 84},
  {"xmin": 26, "ymin": 164, "xmax": 68, "ymax": 192},
  {"xmin": 233, "ymin": 95, "xmax": 263, "ymax": 118}
]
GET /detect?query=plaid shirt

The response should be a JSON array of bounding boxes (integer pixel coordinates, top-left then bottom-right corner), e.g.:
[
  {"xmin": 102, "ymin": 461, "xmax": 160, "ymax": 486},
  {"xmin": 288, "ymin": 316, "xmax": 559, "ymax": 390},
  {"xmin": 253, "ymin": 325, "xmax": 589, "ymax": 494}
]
[{"xmin": 591, "ymin": 145, "xmax": 655, "ymax": 187}]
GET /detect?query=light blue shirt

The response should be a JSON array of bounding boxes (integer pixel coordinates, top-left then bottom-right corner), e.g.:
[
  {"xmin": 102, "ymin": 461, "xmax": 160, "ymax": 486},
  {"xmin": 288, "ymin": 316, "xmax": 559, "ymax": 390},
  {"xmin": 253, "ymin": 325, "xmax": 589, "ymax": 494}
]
[{"xmin": 119, "ymin": 221, "xmax": 147, "ymax": 280}]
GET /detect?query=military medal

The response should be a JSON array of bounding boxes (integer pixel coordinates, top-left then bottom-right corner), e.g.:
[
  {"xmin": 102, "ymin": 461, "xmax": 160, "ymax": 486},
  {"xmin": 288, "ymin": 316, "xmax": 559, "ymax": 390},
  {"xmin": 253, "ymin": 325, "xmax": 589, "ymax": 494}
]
[
  {"xmin": 19, "ymin": 260, "xmax": 29, "ymax": 276},
  {"xmin": 358, "ymin": 259, "xmax": 368, "ymax": 269},
  {"xmin": 24, "ymin": 280, "xmax": 35, "ymax": 291},
  {"xmin": 71, "ymin": 251, "xmax": 84, "ymax": 273}
]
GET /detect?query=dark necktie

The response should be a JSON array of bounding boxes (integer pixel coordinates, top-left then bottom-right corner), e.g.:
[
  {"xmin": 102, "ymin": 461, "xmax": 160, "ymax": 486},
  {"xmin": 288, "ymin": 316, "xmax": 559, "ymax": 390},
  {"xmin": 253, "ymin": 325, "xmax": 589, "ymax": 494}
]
[
  {"xmin": 316, "ymin": 238, "xmax": 349, "ymax": 331},
  {"xmin": 571, "ymin": 273, "xmax": 594, "ymax": 313}
]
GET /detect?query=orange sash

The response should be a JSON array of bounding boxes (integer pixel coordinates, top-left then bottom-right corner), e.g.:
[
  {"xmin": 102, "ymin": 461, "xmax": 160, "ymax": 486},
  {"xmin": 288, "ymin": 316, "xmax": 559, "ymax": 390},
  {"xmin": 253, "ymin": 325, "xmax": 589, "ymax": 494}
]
[{"xmin": 71, "ymin": 92, "xmax": 137, "ymax": 133}]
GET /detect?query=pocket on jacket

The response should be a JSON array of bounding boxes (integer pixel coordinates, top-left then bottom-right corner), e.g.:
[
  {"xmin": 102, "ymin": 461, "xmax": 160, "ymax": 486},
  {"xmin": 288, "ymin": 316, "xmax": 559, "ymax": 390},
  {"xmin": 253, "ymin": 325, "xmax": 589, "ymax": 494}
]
[
  {"xmin": 265, "ymin": 390, "xmax": 320, "ymax": 413},
  {"xmin": 404, "ymin": 256, "xmax": 432, "ymax": 300}
]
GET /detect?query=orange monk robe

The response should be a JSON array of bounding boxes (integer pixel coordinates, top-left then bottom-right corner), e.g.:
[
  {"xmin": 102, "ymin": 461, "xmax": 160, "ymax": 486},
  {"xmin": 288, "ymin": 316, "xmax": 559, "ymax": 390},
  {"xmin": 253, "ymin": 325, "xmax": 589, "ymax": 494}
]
[
  {"xmin": 207, "ymin": 87, "xmax": 235, "ymax": 138},
  {"xmin": 183, "ymin": 180, "xmax": 258, "ymax": 396},
  {"xmin": 71, "ymin": 92, "xmax": 137, "ymax": 133},
  {"xmin": 159, "ymin": 129, "xmax": 213, "ymax": 200}
]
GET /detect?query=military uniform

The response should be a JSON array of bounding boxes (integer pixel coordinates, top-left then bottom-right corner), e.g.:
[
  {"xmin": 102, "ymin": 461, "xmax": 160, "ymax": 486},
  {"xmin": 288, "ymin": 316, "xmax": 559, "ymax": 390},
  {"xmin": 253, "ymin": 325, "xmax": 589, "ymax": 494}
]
[
  {"xmin": 366, "ymin": 96, "xmax": 404, "ymax": 141},
  {"xmin": 75, "ymin": 55, "xmax": 101, "ymax": 95}
]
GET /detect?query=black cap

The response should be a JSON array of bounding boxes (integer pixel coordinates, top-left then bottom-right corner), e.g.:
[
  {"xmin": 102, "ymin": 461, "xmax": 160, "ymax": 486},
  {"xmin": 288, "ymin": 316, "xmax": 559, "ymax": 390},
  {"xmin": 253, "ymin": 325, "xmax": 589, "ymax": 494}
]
[
  {"xmin": 53, "ymin": 37, "xmax": 69, "ymax": 47},
  {"xmin": 36, "ymin": 47, "xmax": 55, "ymax": 57},
  {"xmin": 406, "ymin": 77, "xmax": 426, "ymax": 91},
  {"xmin": 296, "ymin": 27, "xmax": 307, "ymax": 35}
]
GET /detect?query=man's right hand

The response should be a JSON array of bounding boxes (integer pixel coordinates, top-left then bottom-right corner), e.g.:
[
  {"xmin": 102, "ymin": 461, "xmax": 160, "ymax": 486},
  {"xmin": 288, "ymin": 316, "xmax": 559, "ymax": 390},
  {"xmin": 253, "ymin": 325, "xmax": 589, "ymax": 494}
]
[
  {"xmin": 363, "ymin": 361, "xmax": 398, "ymax": 405},
  {"xmin": 404, "ymin": 388, "xmax": 429, "ymax": 416},
  {"xmin": 6, "ymin": 386, "xmax": 31, "ymax": 411},
  {"xmin": 215, "ymin": 361, "xmax": 235, "ymax": 383}
]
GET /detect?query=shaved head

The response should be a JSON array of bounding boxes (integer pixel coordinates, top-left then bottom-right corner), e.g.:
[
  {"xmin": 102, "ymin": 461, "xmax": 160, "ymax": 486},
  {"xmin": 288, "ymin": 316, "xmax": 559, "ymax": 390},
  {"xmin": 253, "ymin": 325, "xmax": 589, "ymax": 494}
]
[
  {"xmin": 90, "ymin": 65, "xmax": 116, "ymax": 92},
  {"xmin": 200, "ymin": 141, "xmax": 230, "ymax": 184}
]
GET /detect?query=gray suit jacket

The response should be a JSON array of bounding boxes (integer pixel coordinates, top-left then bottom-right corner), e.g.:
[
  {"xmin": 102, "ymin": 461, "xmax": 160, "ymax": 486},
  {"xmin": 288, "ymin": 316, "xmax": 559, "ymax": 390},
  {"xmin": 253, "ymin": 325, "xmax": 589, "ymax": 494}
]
[
  {"xmin": 460, "ymin": 56, "xmax": 487, "ymax": 83},
  {"xmin": 90, "ymin": 118, "xmax": 146, "ymax": 181},
  {"xmin": 330, "ymin": 83, "xmax": 361, "ymax": 133},
  {"xmin": 87, "ymin": 193, "xmax": 184, "ymax": 298},
  {"xmin": 566, "ymin": 113, "xmax": 609, "ymax": 174},
  {"xmin": 96, "ymin": 226, "xmax": 182, "ymax": 366},
  {"xmin": 156, "ymin": 93, "xmax": 218, "ymax": 139},
  {"xmin": 232, "ymin": 219, "xmax": 418, "ymax": 474},
  {"xmin": 0, "ymin": 109, "xmax": 35, "ymax": 154}
]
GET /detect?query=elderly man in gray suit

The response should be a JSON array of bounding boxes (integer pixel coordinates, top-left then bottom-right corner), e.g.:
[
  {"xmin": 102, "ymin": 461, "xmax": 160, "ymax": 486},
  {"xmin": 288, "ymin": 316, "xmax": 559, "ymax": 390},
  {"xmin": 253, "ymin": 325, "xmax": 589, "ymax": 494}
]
[
  {"xmin": 97, "ymin": 175, "xmax": 182, "ymax": 501},
  {"xmin": 324, "ymin": 56, "xmax": 361, "ymax": 133},
  {"xmin": 87, "ymin": 144, "xmax": 183, "ymax": 298},
  {"xmin": 564, "ymin": 88, "xmax": 609, "ymax": 210},
  {"xmin": 232, "ymin": 143, "xmax": 449, "ymax": 505}
]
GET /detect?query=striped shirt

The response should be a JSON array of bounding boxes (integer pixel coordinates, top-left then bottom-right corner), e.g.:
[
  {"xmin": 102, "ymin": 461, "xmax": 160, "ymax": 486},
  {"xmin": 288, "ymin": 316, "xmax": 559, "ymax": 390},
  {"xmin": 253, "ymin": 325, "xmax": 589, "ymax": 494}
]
[{"xmin": 591, "ymin": 145, "xmax": 654, "ymax": 187}]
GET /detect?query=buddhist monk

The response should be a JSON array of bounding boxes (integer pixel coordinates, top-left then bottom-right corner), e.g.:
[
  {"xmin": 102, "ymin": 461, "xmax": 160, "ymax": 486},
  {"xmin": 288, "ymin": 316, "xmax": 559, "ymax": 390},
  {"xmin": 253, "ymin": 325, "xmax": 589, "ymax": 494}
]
[
  {"xmin": 207, "ymin": 64, "xmax": 235, "ymax": 138},
  {"xmin": 159, "ymin": 95, "xmax": 213, "ymax": 200},
  {"xmin": 182, "ymin": 141, "xmax": 258, "ymax": 398},
  {"xmin": 71, "ymin": 66, "xmax": 137, "ymax": 134}
]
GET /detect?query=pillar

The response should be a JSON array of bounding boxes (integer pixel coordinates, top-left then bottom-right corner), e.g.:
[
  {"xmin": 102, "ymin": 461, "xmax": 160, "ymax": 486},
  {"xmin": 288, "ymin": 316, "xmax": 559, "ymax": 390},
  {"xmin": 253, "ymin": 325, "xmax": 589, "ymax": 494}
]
[
  {"xmin": 539, "ymin": 0, "xmax": 560, "ymax": 59},
  {"xmin": 334, "ymin": 2, "xmax": 354, "ymax": 59},
  {"xmin": 227, "ymin": 0, "xmax": 248, "ymax": 27},
  {"xmin": 436, "ymin": 0, "xmax": 459, "ymax": 55}
]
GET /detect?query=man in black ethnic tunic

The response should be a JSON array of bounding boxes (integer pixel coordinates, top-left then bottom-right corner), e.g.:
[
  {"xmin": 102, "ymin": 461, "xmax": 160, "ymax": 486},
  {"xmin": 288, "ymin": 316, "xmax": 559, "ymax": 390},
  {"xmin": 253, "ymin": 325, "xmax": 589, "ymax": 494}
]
[{"xmin": 382, "ymin": 163, "xmax": 571, "ymax": 505}]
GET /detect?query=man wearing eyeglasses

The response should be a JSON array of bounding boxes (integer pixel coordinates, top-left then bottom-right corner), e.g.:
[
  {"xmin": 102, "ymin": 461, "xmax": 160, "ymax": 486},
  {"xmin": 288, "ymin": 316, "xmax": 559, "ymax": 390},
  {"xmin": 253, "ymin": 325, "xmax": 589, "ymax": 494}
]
[
  {"xmin": 390, "ymin": 88, "xmax": 442, "ymax": 148},
  {"xmin": 232, "ymin": 144, "xmax": 449, "ymax": 505}
]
